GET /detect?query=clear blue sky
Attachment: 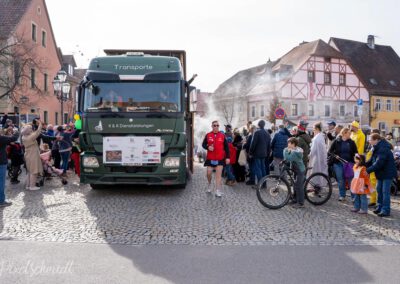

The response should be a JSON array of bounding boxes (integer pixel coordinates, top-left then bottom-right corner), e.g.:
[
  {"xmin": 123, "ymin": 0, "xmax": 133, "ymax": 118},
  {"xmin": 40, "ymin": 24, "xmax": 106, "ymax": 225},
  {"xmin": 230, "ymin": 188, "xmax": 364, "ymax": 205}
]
[{"xmin": 46, "ymin": 0, "xmax": 400, "ymax": 92}]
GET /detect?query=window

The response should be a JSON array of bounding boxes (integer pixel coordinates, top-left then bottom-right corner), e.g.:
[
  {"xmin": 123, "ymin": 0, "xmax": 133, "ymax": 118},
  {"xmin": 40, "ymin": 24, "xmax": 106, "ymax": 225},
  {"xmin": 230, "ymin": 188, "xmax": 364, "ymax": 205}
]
[
  {"xmin": 291, "ymin": 104, "xmax": 298, "ymax": 116},
  {"xmin": 31, "ymin": 23, "xmax": 37, "ymax": 42},
  {"xmin": 44, "ymin": 73, "xmax": 48, "ymax": 92},
  {"xmin": 251, "ymin": 106, "xmax": 255, "ymax": 118},
  {"xmin": 339, "ymin": 73, "xmax": 346, "ymax": 85},
  {"xmin": 375, "ymin": 98, "xmax": 381, "ymax": 111},
  {"xmin": 308, "ymin": 104, "xmax": 314, "ymax": 117},
  {"xmin": 55, "ymin": 112, "xmax": 58, "ymax": 125},
  {"xmin": 398, "ymin": 100, "xmax": 400, "ymax": 112},
  {"xmin": 41, "ymin": 30, "xmax": 46, "ymax": 47},
  {"xmin": 378, "ymin": 122, "xmax": 386, "ymax": 131},
  {"xmin": 324, "ymin": 57, "xmax": 331, "ymax": 62},
  {"xmin": 239, "ymin": 104, "xmax": 243, "ymax": 113},
  {"xmin": 44, "ymin": 111, "xmax": 48, "ymax": 124},
  {"xmin": 324, "ymin": 72, "xmax": 331, "ymax": 84},
  {"xmin": 64, "ymin": 113, "xmax": 68, "ymax": 124},
  {"xmin": 339, "ymin": 105, "xmax": 345, "ymax": 117},
  {"xmin": 68, "ymin": 65, "xmax": 74, "ymax": 76},
  {"xmin": 30, "ymin": 68, "xmax": 35, "ymax": 88},
  {"xmin": 260, "ymin": 105, "xmax": 265, "ymax": 117},
  {"xmin": 386, "ymin": 99, "xmax": 392, "ymax": 111},
  {"xmin": 307, "ymin": 71, "xmax": 315, "ymax": 82},
  {"xmin": 353, "ymin": 105, "xmax": 358, "ymax": 117},
  {"xmin": 324, "ymin": 105, "xmax": 331, "ymax": 117},
  {"xmin": 14, "ymin": 61, "xmax": 21, "ymax": 84}
]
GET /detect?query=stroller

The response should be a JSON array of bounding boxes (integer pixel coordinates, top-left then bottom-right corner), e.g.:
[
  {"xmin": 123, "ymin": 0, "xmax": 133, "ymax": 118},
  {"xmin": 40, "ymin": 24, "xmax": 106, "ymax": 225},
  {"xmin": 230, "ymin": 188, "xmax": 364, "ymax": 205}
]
[{"xmin": 39, "ymin": 149, "xmax": 68, "ymax": 186}]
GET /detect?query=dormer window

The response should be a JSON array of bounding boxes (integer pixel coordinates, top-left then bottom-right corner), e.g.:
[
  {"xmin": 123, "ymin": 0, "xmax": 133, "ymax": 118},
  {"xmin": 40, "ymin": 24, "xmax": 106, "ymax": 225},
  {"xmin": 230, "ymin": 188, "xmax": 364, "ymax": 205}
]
[
  {"xmin": 370, "ymin": 78, "xmax": 378, "ymax": 85},
  {"xmin": 68, "ymin": 65, "xmax": 74, "ymax": 75},
  {"xmin": 389, "ymin": 80, "xmax": 397, "ymax": 87}
]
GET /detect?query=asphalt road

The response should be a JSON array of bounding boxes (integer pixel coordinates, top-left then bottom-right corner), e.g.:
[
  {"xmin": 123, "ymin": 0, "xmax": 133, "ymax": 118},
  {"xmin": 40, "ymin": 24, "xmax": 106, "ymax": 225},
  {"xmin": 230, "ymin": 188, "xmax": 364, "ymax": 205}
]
[{"xmin": 1, "ymin": 241, "xmax": 400, "ymax": 284}]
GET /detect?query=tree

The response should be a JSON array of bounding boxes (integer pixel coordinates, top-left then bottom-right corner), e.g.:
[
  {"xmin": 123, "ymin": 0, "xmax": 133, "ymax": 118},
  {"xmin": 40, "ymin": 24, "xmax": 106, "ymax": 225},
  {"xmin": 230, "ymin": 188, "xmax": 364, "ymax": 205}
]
[
  {"xmin": 268, "ymin": 94, "xmax": 280, "ymax": 125},
  {"xmin": 220, "ymin": 100, "xmax": 235, "ymax": 125},
  {"xmin": 0, "ymin": 35, "xmax": 48, "ymax": 104}
]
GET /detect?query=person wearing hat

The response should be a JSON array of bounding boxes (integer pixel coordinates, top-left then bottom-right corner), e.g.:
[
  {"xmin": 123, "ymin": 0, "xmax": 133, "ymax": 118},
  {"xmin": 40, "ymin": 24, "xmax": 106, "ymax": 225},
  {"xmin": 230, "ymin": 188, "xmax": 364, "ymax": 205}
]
[
  {"xmin": 224, "ymin": 124, "xmax": 233, "ymax": 140},
  {"xmin": 249, "ymin": 120, "xmax": 271, "ymax": 184},
  {"xmin": 350, "ymin": 120, "xmax": 366, "ymax": 154},
  {"xmin": 294, "ymin": 120, "xmax": 311, "ymax": 167},
  {"xmin": 326, "ymin": 120, "xmax": 336, "ymax": 148}
]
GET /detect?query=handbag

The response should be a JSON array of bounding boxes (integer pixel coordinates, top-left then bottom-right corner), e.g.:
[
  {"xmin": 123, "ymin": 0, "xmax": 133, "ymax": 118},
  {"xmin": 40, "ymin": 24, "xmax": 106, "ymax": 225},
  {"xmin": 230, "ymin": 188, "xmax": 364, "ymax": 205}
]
[
  {"xmin": 238, "ymin": 150, "xmax": 247, "ymax": 166},
  {"xmin": 343, "ymin": 162, "xmax": 354, "ymax": 179}
]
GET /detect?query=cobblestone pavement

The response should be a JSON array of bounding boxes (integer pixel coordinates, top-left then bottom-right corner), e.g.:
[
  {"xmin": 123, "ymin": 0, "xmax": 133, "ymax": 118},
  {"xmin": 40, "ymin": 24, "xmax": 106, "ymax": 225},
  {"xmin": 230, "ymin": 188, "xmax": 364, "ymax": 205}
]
[{"xmin": 1, "ymin": 163, "xmax": 400, "ymax": 245}]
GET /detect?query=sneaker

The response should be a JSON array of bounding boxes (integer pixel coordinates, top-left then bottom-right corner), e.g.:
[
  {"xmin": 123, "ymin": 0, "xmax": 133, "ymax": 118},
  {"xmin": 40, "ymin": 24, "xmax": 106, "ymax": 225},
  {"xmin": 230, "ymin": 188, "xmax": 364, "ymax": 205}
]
[
  {"xmin": 377, "ymin": 212, "xmax": 390, "ymax": 217},
  {"xmin": 351, "ymin": 208, "xmax": 360, "ymax": 213},
  {"xmin": 215, "ymin": 189, "xmax": 223, "ymax": 197},
  {"xmin": 28, "ymin": 186, "xmax": 40, "ymax": 191},
  {"xmin": 10, "ymin": 180, "xmax": 20, "ymax": 184},
  {"xmin": 206, "ymin": 183, "xmax": 213, "ymax": 193},
  {"xmin": 358, "ymin": 210, "xmax": 368, "ymax": 215},
  {"xmin": 373, "ymin": 209, "xmax": 381, "ymax": 215},
  {"xmin": 0, "ymin": 201, "xmax": 12, "ymax": 207},
  {"xmin": 338, "ymin": 196, "xmax": 345, "ymax": 201},
  {"xmin": 292, "ymin": 203, "xmax": 305, "ymax": 209}
]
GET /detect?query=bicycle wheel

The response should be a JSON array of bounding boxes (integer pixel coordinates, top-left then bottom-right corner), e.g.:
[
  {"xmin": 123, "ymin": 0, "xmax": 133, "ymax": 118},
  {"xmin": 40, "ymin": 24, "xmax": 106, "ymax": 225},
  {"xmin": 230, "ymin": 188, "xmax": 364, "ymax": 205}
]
[
  {"xmin": 304, "ymin": 172, "xmax": 332, "ymax": 205},
  {"xmin": 256, "ymin": 175, "xmax": 291, "ymax": 209}
]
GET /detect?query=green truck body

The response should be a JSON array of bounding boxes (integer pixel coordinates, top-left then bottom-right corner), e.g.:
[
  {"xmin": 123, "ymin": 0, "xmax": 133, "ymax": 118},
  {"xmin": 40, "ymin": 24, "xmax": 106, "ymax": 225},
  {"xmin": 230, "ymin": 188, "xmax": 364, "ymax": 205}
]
[{"xmin": 77, "ymin": 50, "xmax": 194, "ymax": 189}]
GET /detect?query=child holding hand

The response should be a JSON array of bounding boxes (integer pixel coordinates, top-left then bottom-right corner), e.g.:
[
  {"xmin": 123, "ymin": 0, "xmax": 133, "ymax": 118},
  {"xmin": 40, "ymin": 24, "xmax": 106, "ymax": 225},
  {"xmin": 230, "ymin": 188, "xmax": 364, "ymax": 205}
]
[{"xmin": 350, "ymin": 154, "xmax": 373, "ymax": 214}]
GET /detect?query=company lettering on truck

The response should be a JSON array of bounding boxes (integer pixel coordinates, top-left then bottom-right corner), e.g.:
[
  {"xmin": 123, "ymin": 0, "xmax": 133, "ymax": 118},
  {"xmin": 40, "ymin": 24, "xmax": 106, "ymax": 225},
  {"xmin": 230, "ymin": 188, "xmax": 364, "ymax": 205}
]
[{"xmin": 113, "ymin": 64, "xmax": 154, "ymax": 70}]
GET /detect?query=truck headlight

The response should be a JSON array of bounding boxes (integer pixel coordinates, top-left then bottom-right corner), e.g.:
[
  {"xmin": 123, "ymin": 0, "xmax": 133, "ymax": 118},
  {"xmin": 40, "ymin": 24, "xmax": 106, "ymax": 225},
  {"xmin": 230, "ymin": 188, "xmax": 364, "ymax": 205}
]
[
  {"xmin": 163, "ymin": 157, "xmax": 180, "ymax": 168},
  {"xmin": 83, "ymin": 156, "xmax": 100, "ymax": 168}
]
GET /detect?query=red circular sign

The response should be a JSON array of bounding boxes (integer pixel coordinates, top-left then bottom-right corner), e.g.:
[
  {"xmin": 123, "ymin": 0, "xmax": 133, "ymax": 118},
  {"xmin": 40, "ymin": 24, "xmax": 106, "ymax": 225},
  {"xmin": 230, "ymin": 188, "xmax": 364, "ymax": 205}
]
[{"xmin": 275, "ymin": 107, "xmax": 285, "ymax": 119}]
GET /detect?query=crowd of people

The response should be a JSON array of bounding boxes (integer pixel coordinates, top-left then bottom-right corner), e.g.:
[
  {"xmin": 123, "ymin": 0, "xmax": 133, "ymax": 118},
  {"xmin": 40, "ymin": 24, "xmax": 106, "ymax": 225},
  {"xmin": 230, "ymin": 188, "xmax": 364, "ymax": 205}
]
[
  {"xmin": 0, "ymin": 116, "xmax": 81, "ymax": 208},
  {"xmin": 200, "ymin": 119, "xmax": 399, "ymax": 216}
]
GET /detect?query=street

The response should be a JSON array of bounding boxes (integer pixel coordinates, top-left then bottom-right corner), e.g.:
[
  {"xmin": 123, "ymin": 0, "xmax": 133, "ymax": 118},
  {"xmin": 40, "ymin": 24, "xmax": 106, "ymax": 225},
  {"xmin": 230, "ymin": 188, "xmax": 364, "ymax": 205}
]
[{"xmin": 1, "ymin": 163, "xmax": 400, "ymax": 283}]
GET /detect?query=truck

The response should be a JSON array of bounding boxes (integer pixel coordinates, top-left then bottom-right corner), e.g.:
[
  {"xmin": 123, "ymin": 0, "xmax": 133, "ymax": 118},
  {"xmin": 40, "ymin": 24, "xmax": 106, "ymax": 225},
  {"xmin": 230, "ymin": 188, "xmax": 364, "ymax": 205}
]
[{"xmin": 77, "ymin": 50, "xmax": 196, "ymax": 189}]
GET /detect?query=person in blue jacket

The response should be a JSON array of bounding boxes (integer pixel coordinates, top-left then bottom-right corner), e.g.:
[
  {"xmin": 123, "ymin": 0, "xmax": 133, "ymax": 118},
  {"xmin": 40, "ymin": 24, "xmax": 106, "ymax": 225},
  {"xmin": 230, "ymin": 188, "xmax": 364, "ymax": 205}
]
[
  {"xmin": 366, "ymin": 133, "xmax": 397, "ymax": 217},
  {"xmin": 271, "ymin": 124, "xmax": 289, "ymax": 173}
]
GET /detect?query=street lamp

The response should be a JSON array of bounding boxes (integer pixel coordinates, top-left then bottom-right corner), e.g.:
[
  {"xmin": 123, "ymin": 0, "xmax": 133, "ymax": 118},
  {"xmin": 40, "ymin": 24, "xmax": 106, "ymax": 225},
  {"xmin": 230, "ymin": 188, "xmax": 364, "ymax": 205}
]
[{"xmin": 52, "ymin": 70, "xmax": 71, "ymax": 125}]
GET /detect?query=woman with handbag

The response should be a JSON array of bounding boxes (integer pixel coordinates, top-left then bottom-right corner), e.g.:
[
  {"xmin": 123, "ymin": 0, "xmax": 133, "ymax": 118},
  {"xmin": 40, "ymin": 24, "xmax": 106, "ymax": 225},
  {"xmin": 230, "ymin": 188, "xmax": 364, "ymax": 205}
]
[{"xmin": 328, "ymin": 127, "xmax": 358, "ymax": 201}]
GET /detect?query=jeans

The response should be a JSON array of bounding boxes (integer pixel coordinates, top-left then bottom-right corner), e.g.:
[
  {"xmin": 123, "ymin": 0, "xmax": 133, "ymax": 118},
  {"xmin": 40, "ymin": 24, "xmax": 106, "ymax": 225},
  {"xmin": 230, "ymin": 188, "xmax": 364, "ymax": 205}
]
[
  {"xmin": 248, "ymin": 159, "xmax": 256, "ymax": 183},
  {"xmin": 254, "ymin": 158, "xmax": 266, "ymax": 183},
  {"xmin": 333, "ymin": 163, "xmax": 349, "ymax": 198},
  {"xmin": 60, "ymin": 151, "xmax": 70, "ymax": 174},
  {"xmin": 354, "ymin": 194, "xmax": 368, "ymax": 211},
  {"xmin": 0, "ymin": 164, "xmax": 7, "ymax": 203},
  {"xmin": 376, "ymin": 179, "xmax": 391, "ymax": 215},
  {"xmin": 294, "ymin": 170, "xmax": 305, "ymax": 205},
  {"xmin": 225, "ymin": 164, "xmax": 235, "ymax": 181}
]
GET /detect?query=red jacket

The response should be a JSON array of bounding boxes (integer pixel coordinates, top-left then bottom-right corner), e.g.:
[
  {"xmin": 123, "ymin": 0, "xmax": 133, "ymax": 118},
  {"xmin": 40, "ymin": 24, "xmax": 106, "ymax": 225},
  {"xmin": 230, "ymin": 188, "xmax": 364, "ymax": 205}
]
[{"xmin": 205, "ymin": 132, "xmax": 226, "ymax": 161}]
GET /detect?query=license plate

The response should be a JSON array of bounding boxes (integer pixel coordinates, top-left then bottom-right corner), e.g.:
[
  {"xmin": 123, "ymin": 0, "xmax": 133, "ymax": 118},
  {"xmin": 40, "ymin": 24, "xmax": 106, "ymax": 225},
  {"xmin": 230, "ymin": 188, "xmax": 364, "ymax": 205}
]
[{"xmin": 123, "ymin": 163, "xmax": 142, "ymax": 166}]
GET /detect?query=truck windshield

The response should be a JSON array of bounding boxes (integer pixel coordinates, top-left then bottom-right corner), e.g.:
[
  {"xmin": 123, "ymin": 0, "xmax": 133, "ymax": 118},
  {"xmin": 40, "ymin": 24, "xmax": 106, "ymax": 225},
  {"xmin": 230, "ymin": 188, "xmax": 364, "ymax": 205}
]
[{"xmin": 84, "ymin": 82, "xmax": 181, "ymax": 112}]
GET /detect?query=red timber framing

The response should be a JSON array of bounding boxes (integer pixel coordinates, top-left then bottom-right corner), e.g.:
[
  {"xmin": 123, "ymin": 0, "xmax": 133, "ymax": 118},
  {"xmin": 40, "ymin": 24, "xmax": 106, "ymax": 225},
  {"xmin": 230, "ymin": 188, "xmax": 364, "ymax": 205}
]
[{"xmin": 283, "ymin": 56, "xmax": 365, "ymax": 101}]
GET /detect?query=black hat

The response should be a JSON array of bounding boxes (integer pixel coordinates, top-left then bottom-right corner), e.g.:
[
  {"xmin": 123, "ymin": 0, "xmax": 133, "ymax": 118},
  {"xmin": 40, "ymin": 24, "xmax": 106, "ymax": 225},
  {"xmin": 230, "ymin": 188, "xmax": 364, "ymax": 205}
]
[{"xmin": 225, "ymin": 124, "xmax": 232, "ymax": 129}]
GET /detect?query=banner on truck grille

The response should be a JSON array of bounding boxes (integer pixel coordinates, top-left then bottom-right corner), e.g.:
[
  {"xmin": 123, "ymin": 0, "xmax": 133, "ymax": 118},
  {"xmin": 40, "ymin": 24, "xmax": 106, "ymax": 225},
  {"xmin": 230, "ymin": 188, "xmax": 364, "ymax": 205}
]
[{"xmin": 103, "ymin": 136, "xmax": 161, "ymax": 165}]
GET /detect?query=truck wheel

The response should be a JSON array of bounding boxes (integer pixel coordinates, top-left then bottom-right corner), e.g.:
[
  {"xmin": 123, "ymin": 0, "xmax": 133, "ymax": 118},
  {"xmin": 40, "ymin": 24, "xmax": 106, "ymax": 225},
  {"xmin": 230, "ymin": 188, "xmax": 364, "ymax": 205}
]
[{"xmin": 90, "ymin": 184, "xmax": 105, "ymax": 190}]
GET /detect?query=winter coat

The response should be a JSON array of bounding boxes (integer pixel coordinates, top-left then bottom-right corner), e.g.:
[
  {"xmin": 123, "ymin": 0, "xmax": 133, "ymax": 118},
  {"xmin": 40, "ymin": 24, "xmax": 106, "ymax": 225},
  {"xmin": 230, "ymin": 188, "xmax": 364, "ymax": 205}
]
[
  {"xmin": 249, "ymin": 127, "xmax": 271, "ymax": 159},
  {"xmin": 296, "ymin": 131, "xmax": 311, "ymax": 166},
  {"xmin": 366, "ymin": 139, "xmax": 397, "ymax": 180},
  {"xmin": 351, "ymin": 129, "xmax": 366, "ymax": 154},
  {"xmin": 0, "ymin": 132, "xmax": 19, "ymax": 165},
  {"xmin": 228, "ymin": 143, "xmax": 237, "ymax": 164},
  {"xmin": 271, "ymin": 128, "xmax": 289, "ymax": 159},
  {"xmin": 22, "ymin": 124, "xmax": 43, "ymax": 175},
  {"xmin": 309, "ymin": 132, "xmax": 328, "ymax": 176},
  {"xmin": 283, "ymin": 147, "xmax": 305, "ymax": 173},
  {"xmin": 328, "ymin": 137, "xmax": 358, "ymax": 165}
]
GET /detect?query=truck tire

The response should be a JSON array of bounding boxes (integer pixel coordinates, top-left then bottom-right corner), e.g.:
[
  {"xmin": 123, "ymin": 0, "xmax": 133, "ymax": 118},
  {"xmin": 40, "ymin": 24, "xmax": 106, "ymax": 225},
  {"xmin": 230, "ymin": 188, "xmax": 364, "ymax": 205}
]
[{"xmin": 90, "ymin": 184, "xmax": 105, "ymax": 190}]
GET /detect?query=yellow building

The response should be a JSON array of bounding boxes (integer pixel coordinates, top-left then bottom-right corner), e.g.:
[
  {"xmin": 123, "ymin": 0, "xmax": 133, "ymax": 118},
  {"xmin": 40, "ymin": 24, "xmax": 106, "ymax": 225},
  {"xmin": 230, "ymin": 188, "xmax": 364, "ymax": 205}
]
[
  {"xmin": 370, "ymin": 96, "xmax": 400, "ymax": 138},
  {"xmin": 330, "ymin": 36, "xmax": 400, "ymax": 142}
]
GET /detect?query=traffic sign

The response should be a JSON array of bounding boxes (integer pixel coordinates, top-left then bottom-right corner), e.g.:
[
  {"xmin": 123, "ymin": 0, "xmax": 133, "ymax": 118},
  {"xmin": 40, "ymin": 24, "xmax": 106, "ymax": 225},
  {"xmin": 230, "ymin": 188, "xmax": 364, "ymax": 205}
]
[
  {"xmin": 275, "ymin": 107, "xmax": 285, "ymax": 119},
  {"xmin": 357, "ymin": 99, "xmax": 363, "ymax": 106}
]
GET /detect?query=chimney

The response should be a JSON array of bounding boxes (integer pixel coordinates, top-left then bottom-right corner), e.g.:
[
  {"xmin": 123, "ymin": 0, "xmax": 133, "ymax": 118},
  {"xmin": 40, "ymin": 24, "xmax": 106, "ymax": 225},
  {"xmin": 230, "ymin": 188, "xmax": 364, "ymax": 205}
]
[{"xmin": 367, "ymin": 35, "xmax": 375, "ymax": 49}]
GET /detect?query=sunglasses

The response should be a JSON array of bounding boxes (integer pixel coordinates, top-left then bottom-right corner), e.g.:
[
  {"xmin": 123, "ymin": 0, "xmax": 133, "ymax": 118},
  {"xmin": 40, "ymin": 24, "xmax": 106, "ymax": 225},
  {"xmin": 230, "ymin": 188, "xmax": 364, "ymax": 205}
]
[{"xmin": 212, "ymin": 124, "xmax": 219, "ymax": 127}]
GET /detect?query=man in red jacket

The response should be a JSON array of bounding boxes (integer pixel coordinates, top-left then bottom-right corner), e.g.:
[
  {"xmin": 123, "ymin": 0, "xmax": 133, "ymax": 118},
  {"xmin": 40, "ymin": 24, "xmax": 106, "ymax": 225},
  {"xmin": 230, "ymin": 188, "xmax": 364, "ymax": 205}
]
[{"xmin": 202, "ymin": 121, "xmax": 230, "ymax": 197}]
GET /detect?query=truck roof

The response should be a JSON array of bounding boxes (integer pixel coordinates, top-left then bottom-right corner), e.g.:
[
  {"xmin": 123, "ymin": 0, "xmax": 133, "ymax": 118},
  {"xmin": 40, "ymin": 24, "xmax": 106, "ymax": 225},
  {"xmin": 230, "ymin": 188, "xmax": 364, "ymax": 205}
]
[
  {"xmin": 103, "ymin": 49, "xmax": 186, "ymax": 79},
  {"xmin": 88, "ymin": 54, "xmax": 182, "ymax": 77}
]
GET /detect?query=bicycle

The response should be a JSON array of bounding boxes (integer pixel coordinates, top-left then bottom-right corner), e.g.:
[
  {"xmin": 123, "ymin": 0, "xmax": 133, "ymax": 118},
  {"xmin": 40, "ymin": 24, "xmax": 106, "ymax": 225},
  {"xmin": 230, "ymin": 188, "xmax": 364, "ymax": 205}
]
[{"xmin": 256, "ymin": 161, "xmax": 332, "ymax": 209}]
